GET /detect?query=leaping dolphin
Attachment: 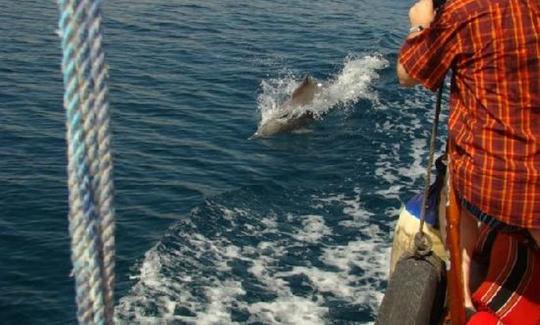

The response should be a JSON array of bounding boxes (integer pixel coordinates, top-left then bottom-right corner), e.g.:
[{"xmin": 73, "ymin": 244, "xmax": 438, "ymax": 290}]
[{"xmin": 252, "ymin": 75, "xmax": 323, "ymax": 138}]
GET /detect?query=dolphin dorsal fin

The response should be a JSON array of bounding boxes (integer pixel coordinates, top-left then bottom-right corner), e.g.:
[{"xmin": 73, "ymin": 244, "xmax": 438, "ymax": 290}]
[
  {"xmin": 292, "ymin": 75, "xmax": 312, "ymax": 98},
  {"xmin": 301, "ymin": 74, "xmax": 310, "ymax": 85}
]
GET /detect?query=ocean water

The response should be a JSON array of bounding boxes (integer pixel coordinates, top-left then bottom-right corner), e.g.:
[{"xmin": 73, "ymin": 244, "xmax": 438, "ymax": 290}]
[{"xmin": 0, "ymin": 0, "xmax": 448, "ymax": 324}]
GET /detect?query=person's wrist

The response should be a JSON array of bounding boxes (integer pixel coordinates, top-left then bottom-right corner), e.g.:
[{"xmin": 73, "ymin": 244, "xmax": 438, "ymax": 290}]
[
  {"xmin": 406, "ymin": 24, "xmax": 428, "ymax": 39},
  {"xmin": 409, "ymin": 25, "xmax": 425, "ymax": 33},
  {"xmin": 406, "ymin": 30, "xmax": 423, "ymax": 40}
]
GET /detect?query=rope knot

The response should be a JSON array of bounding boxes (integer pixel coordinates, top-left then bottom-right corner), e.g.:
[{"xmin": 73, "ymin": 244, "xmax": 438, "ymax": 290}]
[{"xmin": 414, "ymin": 231, "xmax": 433, "ymax": 258}]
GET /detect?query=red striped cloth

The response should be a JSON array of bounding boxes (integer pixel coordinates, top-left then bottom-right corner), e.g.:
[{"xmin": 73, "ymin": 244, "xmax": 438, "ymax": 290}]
[
  {"xmin": 471, "ymin": 227, "xmax": 540, "ymax": 325},
  {"xmin": 467, "ymin": 311, "xmax": 504, "ymax": 325},
  {"xmin": 399, "ymin": 0, "xmax": 540, "ymax": 230}
]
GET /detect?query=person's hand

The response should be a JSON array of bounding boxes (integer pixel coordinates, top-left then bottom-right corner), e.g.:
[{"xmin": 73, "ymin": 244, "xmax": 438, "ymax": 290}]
[{"xmin": 409, "ymin": 0, "xmax": 436, "ymax": 27}]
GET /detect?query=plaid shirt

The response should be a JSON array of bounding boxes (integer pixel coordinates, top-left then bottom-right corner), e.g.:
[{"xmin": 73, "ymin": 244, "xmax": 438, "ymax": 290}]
[{"xmin": 399, "ymin": 0, "xmax": 540, "ymax": 229}]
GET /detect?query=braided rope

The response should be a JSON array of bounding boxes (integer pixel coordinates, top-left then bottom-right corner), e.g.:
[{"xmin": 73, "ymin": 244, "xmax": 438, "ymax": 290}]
[
  {"xmin": 83, "ymin": 0, "xmax": 116, "ymax": 321},
  {"xmin": 58, "ymin": 0, "xmax": 115, "ymax": 323}
]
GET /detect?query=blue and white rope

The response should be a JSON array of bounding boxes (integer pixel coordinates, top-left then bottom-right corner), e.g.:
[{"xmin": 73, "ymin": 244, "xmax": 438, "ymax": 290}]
[
  {"xmin": 57, "ymin": 0, "xmax": 115, "ymax": 323},
  {"xmin": 81, "ymin": 1, "xmax": 116, "ymax": 321}
]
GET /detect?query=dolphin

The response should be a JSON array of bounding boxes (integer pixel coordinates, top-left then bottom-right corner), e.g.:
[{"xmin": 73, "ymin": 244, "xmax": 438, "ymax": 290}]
[{"xmin": 252, "ymin": 75, "xmax": 323, "ymax": 138}]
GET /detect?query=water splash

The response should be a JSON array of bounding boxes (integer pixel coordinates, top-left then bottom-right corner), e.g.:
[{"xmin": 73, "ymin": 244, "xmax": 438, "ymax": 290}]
[{"xmin": 256, "ymin": 54, "xmax": 389, "ymax": 125}]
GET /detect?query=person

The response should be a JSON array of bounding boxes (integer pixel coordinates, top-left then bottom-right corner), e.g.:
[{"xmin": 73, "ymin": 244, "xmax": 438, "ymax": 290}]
[{"xmin": 396, "ymin": 0, "xmax": 540, "ymax": 322}]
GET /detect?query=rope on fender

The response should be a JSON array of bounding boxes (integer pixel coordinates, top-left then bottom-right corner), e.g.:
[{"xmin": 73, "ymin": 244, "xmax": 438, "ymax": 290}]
[
  {"xmin": 57, "ymin": 0, "xmax": 116, "ymax": 323},
  {"xmin": 414, "ymin": 85, "xmax": 444, "ymax": 258}
]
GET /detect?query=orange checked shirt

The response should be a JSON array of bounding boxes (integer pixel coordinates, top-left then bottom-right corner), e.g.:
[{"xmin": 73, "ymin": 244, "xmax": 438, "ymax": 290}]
[{"xmin": 399, "ymin": 0, "xmax": 540, "ymax": 229}]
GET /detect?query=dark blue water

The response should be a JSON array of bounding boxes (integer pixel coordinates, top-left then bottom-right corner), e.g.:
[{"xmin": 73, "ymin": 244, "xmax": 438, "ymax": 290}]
[{"xmin": 0, "ymin": 1, "xmax": 448, "ymax": 324}]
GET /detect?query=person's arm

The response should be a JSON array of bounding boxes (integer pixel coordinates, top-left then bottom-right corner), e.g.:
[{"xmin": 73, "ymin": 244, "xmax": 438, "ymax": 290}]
[
  {"xmin": 397, "ymin": 0, "xmax": 436, "ymax": 87},
  {"xmin": 397, "ymin": 63, "xmax": 419, "ymax": 87}
]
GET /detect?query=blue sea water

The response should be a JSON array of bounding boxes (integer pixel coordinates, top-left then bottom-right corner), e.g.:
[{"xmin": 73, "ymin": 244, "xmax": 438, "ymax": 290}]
[{"xmin": 0, "ymin": 0, "xmax": 449, "ymax": 324}]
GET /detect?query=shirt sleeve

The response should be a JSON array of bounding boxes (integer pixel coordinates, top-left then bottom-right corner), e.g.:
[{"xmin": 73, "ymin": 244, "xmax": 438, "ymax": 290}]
[{"xmin": 399, "ymin": 9, "xmax": 464, "ymax": 91}]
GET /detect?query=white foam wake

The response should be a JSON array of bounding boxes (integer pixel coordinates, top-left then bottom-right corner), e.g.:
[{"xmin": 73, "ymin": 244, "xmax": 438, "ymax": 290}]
[
  {"xmin": 115, "ymin": 191, "xmax": 390, "ymax": 325},
  {"xmin": 256, "ymin": 54, "xmax": 389, "ymax": 125}
]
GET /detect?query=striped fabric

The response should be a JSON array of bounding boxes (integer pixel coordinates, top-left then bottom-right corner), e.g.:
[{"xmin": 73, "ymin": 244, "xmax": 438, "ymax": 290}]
[
  {"xmin": 461, "ymin": 198, "xmax": 528, "ymax": 233},
  {"xmin": 467, "ymin": 311, "xmax": 505, "ymax": 325},
  {"xmin": 472, "ymin": 227, "xmax": 540, "ymax": 324},
  {"xmin": 399, "ymin": 0, "xmax": 540, "ymax": 230}
]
